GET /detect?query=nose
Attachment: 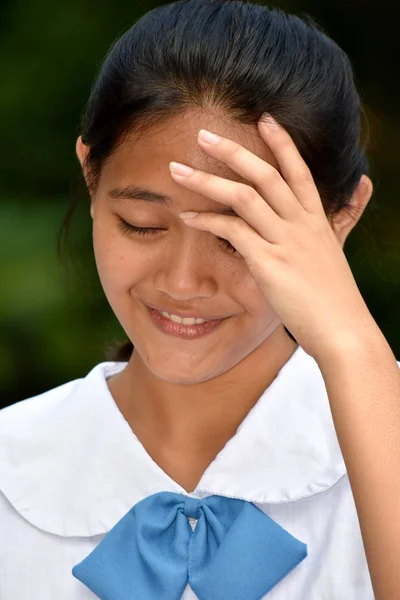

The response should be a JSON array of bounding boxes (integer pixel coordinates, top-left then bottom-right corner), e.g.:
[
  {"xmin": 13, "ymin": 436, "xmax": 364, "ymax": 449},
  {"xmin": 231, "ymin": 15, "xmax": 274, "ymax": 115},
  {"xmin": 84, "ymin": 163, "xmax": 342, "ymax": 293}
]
[{"xmin": 153, "ymin": 234, "xmax": 218, "ymax": 301}]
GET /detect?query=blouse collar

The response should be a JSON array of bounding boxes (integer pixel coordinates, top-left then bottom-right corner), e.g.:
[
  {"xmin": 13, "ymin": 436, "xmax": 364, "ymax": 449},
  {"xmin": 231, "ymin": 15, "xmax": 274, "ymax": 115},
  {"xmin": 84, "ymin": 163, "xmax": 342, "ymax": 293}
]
[{"xmin": 0, "ymin": 346, "xmax": 346, "ymax": 537}]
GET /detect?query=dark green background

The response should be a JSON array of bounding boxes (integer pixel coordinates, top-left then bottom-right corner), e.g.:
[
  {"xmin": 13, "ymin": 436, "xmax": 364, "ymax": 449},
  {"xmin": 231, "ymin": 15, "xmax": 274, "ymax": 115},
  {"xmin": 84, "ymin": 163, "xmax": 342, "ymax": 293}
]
[{"xmin": 1, "ymin": 0, "xmax": 399, "ymax": 406}]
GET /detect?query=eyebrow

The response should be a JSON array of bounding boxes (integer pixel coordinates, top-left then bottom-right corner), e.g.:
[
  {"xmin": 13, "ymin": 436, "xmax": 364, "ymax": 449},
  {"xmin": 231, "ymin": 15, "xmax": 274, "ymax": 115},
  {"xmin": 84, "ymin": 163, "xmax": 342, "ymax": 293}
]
[{"xmin": 108, "ymin": 184, "xmax": 238, "ymax": 216}]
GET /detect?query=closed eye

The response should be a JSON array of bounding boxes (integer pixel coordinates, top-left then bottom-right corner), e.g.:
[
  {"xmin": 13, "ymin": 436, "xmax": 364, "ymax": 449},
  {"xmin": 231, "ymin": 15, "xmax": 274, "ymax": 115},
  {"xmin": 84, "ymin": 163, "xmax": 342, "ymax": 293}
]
[
  {"xmin": 117, "ymin": 218, "xmax": 240, "ymax": 255},
  {"xmin": 117, "ymin": 219, "xmax": 161, "ymax": 237}
]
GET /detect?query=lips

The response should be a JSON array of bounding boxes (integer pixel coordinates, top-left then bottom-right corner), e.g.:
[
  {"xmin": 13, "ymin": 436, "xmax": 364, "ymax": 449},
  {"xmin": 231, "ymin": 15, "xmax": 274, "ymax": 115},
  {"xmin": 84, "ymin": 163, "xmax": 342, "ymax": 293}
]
[
  {"xmin": 148, "ymin": 305, "xmax": 226, "ymax": 340},
  {"xmin": 145, "ymin": 302, "xmax": 228, "ymax": 322}
]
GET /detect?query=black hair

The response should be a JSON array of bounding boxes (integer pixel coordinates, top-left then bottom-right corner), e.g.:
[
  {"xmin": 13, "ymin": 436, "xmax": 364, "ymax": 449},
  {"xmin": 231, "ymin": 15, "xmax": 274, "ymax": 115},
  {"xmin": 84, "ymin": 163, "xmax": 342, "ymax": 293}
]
[{"xmin": 58, "ymin": 0, "xmax": 372, "ymax": 362}]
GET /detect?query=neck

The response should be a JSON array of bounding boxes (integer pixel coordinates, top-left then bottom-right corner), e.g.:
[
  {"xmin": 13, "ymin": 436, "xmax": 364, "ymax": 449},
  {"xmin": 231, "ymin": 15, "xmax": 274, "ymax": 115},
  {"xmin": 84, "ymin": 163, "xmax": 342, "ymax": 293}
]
[{"xmin": 107, "ymin": 328, "xmax": 298, "ymax": 490}]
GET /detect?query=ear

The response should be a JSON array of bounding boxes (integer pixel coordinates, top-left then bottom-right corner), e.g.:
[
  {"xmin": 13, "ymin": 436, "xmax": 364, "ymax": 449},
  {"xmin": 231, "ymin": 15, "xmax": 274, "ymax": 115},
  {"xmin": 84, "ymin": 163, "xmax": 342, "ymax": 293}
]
[
  {"xmin": 76, "ymin": 135, "xmax": 88, "ymax": 164},
  {"xmin": 76, "ymin": 136, "xmax": 95, "ymax": 219},
  {"xmin": 328, "ymin": 174, "xmax": 374, "ymax": 248}
]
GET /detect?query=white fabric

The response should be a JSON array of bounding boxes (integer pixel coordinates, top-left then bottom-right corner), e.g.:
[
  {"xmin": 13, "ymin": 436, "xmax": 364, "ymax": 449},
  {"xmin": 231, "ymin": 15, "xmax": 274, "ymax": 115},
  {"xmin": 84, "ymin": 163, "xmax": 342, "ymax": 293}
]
[{"xmin": 1, "ymin": 345, "xmax": 394, "ymax": 598}]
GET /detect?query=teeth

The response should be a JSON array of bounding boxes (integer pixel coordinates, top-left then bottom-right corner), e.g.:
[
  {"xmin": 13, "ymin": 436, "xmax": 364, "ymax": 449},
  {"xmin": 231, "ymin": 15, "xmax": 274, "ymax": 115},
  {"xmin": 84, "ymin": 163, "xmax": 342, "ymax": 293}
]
[{"xmin": 160, "ymin": 311, "xmax": 208, "ymax": 325}]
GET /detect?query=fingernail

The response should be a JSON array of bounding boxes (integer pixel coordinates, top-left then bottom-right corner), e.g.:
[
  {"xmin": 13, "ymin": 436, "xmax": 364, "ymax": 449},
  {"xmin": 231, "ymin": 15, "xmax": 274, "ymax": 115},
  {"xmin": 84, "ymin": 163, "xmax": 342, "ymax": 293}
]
[
  {"xmin": 261, "ymin": 114, "xmax": 279, "ymax": 129},
  {"xmin": 169, "ymin": 162, "xmax": 194, "ymax": 176},
  {"xmin": 179, "ymin": 212, "xmax": 198, "ymax": 219},
  {"xmin": 198, "ymin": 129, "xmax": 221, "ymax": 144}
]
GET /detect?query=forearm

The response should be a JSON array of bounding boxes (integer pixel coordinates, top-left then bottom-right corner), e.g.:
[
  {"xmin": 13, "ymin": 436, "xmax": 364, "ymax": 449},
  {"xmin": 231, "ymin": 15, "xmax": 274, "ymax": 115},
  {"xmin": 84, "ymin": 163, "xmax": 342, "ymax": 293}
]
[{"xmin": 315, "ymin": 328, "xmax": 400, "ymax": 600}]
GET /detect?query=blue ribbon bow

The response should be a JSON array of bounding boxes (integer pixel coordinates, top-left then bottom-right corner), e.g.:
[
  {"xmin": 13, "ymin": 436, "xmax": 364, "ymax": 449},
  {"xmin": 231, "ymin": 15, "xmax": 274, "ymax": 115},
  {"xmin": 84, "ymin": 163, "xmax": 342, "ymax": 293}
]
[{"xmin": 72, "ymin": 491, "xmax": 307, "ymax": 599}]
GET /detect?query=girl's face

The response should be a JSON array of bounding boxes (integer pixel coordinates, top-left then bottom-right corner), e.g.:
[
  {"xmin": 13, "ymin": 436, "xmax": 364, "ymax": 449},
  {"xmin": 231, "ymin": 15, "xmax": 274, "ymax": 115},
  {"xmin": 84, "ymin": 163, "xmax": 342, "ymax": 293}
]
[{"xmin": 77, "ymin": 109, "xmax": 298, "ymax": 385}]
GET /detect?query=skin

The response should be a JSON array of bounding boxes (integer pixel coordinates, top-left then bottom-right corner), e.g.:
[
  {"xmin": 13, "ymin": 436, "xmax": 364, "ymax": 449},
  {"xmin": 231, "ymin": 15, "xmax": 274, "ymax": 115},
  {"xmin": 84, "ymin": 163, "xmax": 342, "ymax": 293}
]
[{"xmin": 76, "ymin": 107, "xmax": 372, "ymax": 492}]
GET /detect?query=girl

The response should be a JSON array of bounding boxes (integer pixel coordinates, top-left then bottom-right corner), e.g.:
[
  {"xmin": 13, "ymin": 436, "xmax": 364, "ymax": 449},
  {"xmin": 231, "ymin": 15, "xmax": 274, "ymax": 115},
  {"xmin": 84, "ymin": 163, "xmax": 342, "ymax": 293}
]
[{"xmin": 1, "ymin": 0, "xmax": 400, "ymax": 598}]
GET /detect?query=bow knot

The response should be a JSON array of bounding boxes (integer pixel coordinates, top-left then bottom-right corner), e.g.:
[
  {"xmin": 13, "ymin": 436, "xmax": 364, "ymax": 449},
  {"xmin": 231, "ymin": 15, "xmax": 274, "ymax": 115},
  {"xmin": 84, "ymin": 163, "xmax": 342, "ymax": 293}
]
[
  {"xmin": 72, "ymin": 491, "xmax": 307, "ymax": 599},
  {"xmin": 183, "ymin": 495, "xmax": 201, "ymax": 520}
]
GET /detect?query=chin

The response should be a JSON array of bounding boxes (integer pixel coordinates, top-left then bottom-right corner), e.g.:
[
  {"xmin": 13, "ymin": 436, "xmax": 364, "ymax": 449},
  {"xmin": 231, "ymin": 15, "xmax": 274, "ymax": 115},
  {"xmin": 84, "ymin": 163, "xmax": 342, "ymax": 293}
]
[{"xmin": 142, "ymin": 351, "xmax": 224, "ymax": 386}]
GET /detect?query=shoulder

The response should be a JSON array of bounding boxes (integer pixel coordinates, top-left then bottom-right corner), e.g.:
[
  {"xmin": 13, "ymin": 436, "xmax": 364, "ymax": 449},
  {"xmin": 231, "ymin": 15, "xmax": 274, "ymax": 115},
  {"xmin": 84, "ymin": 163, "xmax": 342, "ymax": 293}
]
[
  {"xmin": 0, "ymin": 360, "xmax": 127, "ymax": 442},
  {"xmin": 0, "ymin": 358, "xmax": 128, "ymax": 428},
  {"xmin": 0, "ymin": 361, "xmax": 128, "ymax": 536},
  {"xmin": 0, "ymin": 378, "xmax": 82, "ymax": 423},
  {"xmin": 0, "ymin": 372, "xmax": 88, "ymax": 495},
  {"xmin": 0, "ymin": 377, "xmax": 81, "ymax": 433}
]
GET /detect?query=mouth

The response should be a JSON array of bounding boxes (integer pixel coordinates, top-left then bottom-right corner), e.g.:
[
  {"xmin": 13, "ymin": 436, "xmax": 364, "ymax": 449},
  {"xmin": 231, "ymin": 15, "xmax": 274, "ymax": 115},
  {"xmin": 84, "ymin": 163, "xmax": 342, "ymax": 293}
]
[
  {"xmin": 145, "ymin": 302, "xmax": 229, "ymax": 322},
  {"xmin": 145, "ymin": 304, "xmax": 229, "ymax": 340}
]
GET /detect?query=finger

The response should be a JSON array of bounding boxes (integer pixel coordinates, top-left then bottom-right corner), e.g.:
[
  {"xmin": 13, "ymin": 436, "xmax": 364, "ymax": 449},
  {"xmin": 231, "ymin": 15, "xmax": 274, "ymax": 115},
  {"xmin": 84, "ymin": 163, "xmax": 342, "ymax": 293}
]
[
  {"xmin": 196, "ymin": 130, "xmax": 303, "ymax": 221},
  {"xmin": 257, "ymin": 116, "xmax": 325, "ymax": 217},
  {"xmin": 179, "ymin": 211, "xmax": 274, "ymax": 262},
  {"xmin": 170, "ymin": 164, "xmax": 282, "ymax": 243}
]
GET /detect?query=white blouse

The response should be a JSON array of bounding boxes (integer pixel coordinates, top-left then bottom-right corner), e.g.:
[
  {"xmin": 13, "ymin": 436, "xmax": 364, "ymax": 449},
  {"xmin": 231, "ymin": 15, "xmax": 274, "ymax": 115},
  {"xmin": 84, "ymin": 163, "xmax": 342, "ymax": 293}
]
[{"xmin": 1, "ymin": 345, "xmax": 393, "ymax": 599}]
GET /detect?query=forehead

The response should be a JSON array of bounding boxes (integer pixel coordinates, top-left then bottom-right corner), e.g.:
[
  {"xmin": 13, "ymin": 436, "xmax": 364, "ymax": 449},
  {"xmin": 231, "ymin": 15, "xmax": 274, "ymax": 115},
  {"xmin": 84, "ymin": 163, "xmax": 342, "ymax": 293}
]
[{"xmin": 100, "ymin": 108, "xmax": 279, "ymax": 185}]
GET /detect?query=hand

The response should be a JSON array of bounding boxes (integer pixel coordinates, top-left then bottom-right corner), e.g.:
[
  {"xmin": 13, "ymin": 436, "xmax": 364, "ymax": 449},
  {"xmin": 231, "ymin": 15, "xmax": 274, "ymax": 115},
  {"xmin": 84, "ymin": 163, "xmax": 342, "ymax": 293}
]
[{"xmin": 168, "ymin": 115, "xmax": 374, "ymax": 361}]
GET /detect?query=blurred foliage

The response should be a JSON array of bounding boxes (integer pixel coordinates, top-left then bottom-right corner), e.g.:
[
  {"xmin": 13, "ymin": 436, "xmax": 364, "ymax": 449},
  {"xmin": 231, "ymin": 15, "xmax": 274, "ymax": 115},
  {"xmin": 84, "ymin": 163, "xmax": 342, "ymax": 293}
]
[{"xmin": 1, "ymin": 0, "xmax": 400, "ymax": 406}]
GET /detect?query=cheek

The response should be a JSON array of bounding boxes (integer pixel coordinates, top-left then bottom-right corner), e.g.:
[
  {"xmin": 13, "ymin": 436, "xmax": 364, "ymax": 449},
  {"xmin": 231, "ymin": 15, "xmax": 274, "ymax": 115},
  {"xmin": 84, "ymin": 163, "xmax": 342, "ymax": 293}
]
[
  {"xmin": 92, "ymin": 221, "xmax": 134, "ymax": 290},
  {"xmin": 92, "ymin": 221, "xmax": 158, "ymax": 296},
  {"xmin": 239, "ymin": 272, "xmax": 276, "ymax": 320},
  {"xmin": 92, "ymin": 223, "xmax": 117, "ymax": 280}
]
